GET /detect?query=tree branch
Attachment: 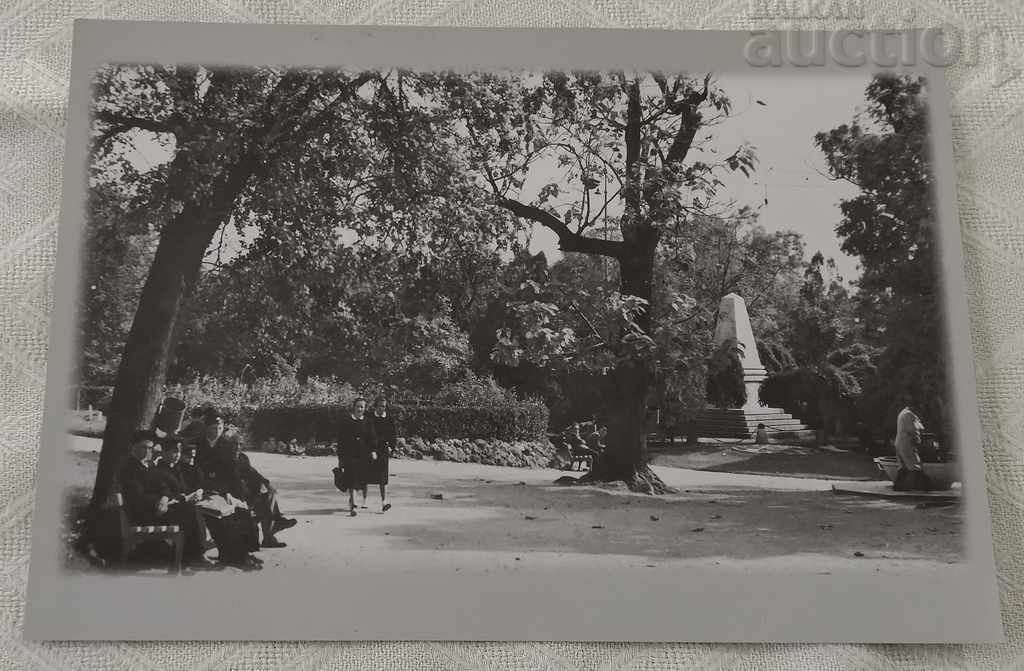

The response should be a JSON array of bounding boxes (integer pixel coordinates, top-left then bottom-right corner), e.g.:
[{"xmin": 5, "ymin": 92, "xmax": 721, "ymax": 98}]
[
  {"xmin": 581, "ymin": 186, "xmax": 622, "ymax": 232},
  {"xmin": 93, "ymin": 110, "xmax": 176, "ymax": 149},
  {"xmin": 290, "ymin": 71, "xmax": 375, "ymax": 139},
  {"xmin": 623, "ymin": 77, "xmax": 643, "ymax": 217},
  {"xmin": 496, "ymin": 196, "xmax": 625, "ymax": 259},
  {"xmin": 569, "ymin": 301, "xmax": 604, "ymax": 340}
]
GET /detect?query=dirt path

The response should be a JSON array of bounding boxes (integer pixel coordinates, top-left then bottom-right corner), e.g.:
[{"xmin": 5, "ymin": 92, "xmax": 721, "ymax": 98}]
[
  {"xmin": 64, "ymin": 437, "xmax": 963, "ymax": 577},
  {"xmin": 651, "ymin": 441, "xmax": 884, "ymax": 480}
]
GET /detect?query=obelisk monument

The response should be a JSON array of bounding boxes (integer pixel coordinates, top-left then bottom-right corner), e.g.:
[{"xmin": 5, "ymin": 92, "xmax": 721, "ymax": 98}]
[
  {"xmin": 693, "ymin": 293, "xmax": 808, "ymax": 438},
  {"xmin": 712, "ymin": 293, "xmax": 768, "ymax": 410}
]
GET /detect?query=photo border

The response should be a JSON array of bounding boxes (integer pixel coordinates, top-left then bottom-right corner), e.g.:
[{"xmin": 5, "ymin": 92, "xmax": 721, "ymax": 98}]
[{"xmin": 24, "ymin": 21, "xmax": 1003, "ymax": 642}]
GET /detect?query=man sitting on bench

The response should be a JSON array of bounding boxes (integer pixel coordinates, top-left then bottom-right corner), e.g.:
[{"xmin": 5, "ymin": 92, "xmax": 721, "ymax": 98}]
[
  {"xmin": 204, "ymin": 419, "xmax": 297, "ymax": 549},
  {"xmin": 154, "ymin": 437, "xmax": 263, "ymax": 571},
  {"xmin": 118, "ymin": 430, "xmax": 218, "ymax": 570}
]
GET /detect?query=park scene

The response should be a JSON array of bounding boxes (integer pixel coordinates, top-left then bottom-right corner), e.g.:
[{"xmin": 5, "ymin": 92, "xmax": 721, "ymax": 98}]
[{"xmin": 62, "ymin": 64, "xmax": 964, "ymax": 576}]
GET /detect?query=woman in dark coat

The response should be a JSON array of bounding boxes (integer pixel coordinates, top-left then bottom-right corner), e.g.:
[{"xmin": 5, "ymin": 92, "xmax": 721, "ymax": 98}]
[
  {"xmin": 336, "ymin": 397, "xmax": 376, "ymax": 516},
  {"xmin": 369, "ymin": 396, "xmax": 396, "ymax": 512}
]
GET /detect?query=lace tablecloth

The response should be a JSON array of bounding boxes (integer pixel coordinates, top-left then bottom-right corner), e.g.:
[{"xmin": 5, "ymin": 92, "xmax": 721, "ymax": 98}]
[{"xmin": 2, "ymin": 1, "xmax": 1023, "ymax": 668}]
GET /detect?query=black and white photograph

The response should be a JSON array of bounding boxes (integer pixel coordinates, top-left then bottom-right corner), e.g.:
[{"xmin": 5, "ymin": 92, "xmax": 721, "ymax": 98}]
[{"xmin": 24, "ymin": 23, "xmax": 1001, "ymax": 642}]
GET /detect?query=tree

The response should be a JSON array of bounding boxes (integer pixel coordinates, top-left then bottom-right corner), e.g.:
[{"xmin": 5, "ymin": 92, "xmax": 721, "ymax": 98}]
[
  {"xmin": 434, "ymin": 71, "xmax": 757, "ymax": 492},
  {"xmin": 87, "ymin": 66, "xmax": 758, "ymax": 502},
  {"xmin": 815, "ymin": 73, "xmax": 950, "ymax": 443},
  {"xmin": 87, "ymin": 65, "xmax": 393, "ymax": 507},
  {"xmin": 758, "ymin": 252, "xmax": 877, "ymax": 443},
  {"xmin": 705, "ymin": 339, "xmax": 747, "ymax": 409},
  {"xmin": 655, "ymin": 209, "xmax": 805, "ymax": 429},
  {"xmin": 78, "ymin": 180, "xmax": 158, "ymax": 386},
  {"xmin": 86, "ymin": 65, "xmax": 525, "ymax": 508}
]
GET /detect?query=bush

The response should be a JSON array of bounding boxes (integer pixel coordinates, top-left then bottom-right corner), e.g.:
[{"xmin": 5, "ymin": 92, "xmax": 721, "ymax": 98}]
[
  {"xmin": 247, "ymin": 401, "xmax": 549, "ymax": 446},
  {"xmin": 392, "ymin": 436, "xmax": 557, "ymax": 468},
  {"xmin": 399, "ymin": 404, "xmax": 548, "ymax": 441},
  {"xmin": 434, "ymin": 371, "xmax": 522, "ymax": 407},
  {"xmin": 705, "ymin": 339, "xmax": 747, "ymax": 409},
  {"xmin": 175, "ymin": 375, "xmax": 360, "ymax": 421}
]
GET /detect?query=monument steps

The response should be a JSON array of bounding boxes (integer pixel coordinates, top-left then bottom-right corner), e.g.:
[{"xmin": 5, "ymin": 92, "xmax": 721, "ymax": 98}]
[
  {"xmin": 691, "ymin": 293, "xmax": 810, "ymax": 440},
  {"xmin": 696, "ymin": 420, "xmax": 809, "ymax": 431},
  {"xmin": 694, "ymin": 406, "xmax": 810, "ymax": 438},
  {"xmin": 692, "ymin": 422, "xmax": 813, "ymax": 439}
]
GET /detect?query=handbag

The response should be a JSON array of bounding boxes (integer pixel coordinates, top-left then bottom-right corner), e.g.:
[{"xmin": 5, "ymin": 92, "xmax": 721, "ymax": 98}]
[{"xmin": 332, "ymin": 466, "xmax": 347, "ymax": 492}]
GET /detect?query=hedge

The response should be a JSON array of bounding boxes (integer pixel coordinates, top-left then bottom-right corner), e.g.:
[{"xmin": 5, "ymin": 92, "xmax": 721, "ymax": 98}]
[
  {"xmin": 393, "ymin": 437, "xmax": 557, "ymax": 468},
  {"xmin": 246, "ymin": 402, "xmax": 549, "ymax": 446}
]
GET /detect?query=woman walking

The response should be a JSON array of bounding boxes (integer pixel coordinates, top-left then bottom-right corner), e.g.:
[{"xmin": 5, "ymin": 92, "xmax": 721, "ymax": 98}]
[
  {"xmin": 369, "ymin": 396, "xmax": 396, "ymax": 512},
  {"xmin": 336, "ymin": 397, "xmax": 376, "ymax": 516}
]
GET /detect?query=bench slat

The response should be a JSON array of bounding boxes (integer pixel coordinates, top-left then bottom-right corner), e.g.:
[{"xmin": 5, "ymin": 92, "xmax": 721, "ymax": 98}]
[{"xmin": 129, "ymin": 525, "xmax": 180, "ymax": 534}]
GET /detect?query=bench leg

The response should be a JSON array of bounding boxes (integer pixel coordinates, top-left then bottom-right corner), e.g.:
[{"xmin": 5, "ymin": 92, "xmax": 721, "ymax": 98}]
[
  {"xmin": 170, "ymin": 534, "xmax": 183, "ymax": 575},
  {"xmin": 120, "ymin": 537, "xmax": 135, "ymax": 564}
]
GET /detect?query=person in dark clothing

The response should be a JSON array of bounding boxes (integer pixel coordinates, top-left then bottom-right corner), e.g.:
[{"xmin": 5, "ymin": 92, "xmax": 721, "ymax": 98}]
[
  {"xmin": 369, "ymin": 396, "xmax": 395, "ymax": 512},
  {"xmin": 117, "ymin": 432, "xmax": 164, "ymax": 524},
  {"xmin": 177, "ymin": 445, "xmax": 207, "ymax": 493},
  {"xmin": 565, "ymin": 423, "xmax": 585, "ymax": 451},
  {"xmin": 564, "ymin": 423, "xmax": 596, "ymax": 471},
  {"xmin": 117, "ymin": 431, "xmax": 218, "ymax": 570},
  {"xmin": 179, "ymin": 407, "xmax": 207, "ymax": 443},
  {"xmin": 179, "ymin": 442, "xmax": 262, "ymax": 567},
  {"xmin": 336, "ymin": 397, "xmax": 376, "ymax": 516},
  {"xmin": 208, "ymin": 432, "xmax": 296, "ymax": 548},
  {"xmin": 158, "ymin": 438, "xmax": 262, "ymax": 571},
  {"xmin": 193, "ymin": 408, "xmax": 230, "ymax": 477},
  {"xmin": 151, "ymin": 440, "xmax": 202, "ymax": 502}
]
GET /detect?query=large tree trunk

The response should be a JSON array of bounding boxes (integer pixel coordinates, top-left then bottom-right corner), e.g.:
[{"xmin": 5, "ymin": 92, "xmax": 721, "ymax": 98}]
[
  {"xmin": 89, "ymin": 158, "xmax": 254, "ymax": 510},
  {"xmin": 89, "ymin": 212, "xmax": 213, "ymax": 509},
  {"xmin": 579, "ymin": 241, "xmax": 676, "ymax": 494}
]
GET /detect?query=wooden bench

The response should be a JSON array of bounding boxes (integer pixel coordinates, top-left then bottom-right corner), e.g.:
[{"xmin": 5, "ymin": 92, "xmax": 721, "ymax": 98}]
[
  {"xmin": 569, "ymin": 445, "xmax": 595, "ymax": 472},
  {"xmin": 107, "ymin": 493, "xmax": 184, "ymax": 574}
]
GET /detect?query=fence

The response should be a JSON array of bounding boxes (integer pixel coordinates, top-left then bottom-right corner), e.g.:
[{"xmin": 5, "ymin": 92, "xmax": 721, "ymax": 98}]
[{"xmin": 69, "ymin": 385, "xmax": 114, "ymax": 412}]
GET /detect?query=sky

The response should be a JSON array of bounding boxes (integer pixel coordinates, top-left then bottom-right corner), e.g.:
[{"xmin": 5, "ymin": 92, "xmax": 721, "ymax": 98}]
[
  {"xmin": 521, "ymin": 71, "xmax": 873, "ymax": 284},
  {"xmin": 119, "ymin": 70, "xmax": 875, "ymax": 284}
]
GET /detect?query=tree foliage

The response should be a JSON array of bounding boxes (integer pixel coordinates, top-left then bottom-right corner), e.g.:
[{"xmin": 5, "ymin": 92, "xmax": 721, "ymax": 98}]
[
  {"xmin": 705, "ymin": 339, "xmax": 747, "ymax": 409},
  {"xmin": 814, "ymin": 73, "xmax": 950, "ymax": 442},
  {"xmin": 85, "ymin": 65, "xmax": 769, "ymax": 498}
]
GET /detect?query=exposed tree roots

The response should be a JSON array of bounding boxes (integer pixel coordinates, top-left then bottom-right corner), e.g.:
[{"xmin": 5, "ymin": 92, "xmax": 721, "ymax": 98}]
[{"xmin": 554, "ymin": 462, "xmax": 678, "ymax": 495}]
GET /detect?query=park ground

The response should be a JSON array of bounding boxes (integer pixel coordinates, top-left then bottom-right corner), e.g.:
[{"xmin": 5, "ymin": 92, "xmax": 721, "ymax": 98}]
[{"xmin": 61, "ymin": 435, "xmax": 964, "ymax": 577}]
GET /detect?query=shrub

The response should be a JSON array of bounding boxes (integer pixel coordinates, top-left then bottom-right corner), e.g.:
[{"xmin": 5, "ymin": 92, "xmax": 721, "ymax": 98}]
[
  {"xmin": 399, "ymin": 404, "xmax": 548, "ymax": 441},
  {"xmin": 392, "ymin": 436, "xmax": 557, "ymax": 468},
  {"xmin": 705, "ymin": 338, "xmax": 747, "ymax": 409},
  {"xmin": 175, "ymin": 375, "xmax": 360, "ymax": 419},
  {"xmin": 247, "ymin": 401, "xmax": 549, "ymax": 446},
  {"xmin": 435, "ymin": 371, "xmax": 522, "ymax": 407}
]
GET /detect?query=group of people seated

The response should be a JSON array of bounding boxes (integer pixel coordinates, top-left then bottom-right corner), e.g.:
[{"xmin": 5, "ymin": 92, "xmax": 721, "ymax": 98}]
[
  {"xmin": 116, "ymin": 407, "xmax": 297, "ymax": 572},
  {"xmin": 265, "ymin": 436, "xmax": 307, "ymax": 456},
  {"xmin": 561, "ymin": 420, "xmax": 608, "ymax": 471}
]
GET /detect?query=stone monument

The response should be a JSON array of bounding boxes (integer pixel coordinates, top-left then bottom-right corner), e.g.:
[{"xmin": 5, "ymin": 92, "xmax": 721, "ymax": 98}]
[{"xmin": 694, "ymin": 293, "xmax": 809, "ymax": 439}]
